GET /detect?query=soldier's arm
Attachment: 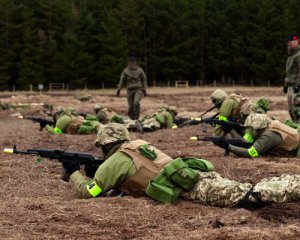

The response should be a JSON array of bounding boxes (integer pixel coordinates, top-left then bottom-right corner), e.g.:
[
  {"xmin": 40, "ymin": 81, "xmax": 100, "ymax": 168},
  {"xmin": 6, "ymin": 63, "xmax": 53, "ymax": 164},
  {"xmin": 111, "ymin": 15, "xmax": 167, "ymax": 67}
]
[
  {"xmin": 165, "ymin": 112, "xmax": 174, "ymax": 128},
  {"xmin": 117, "ymin": 70, "xmax": 127, "ymax": 90},
  {"xmin": 70, "ymin": 152, "xmax": 136, "ymax": 198},
  {"xmin": 296, "ymin": 56, "xmax": 300, "ymax": 78},
  {"xmin": 45, "ymin": 115, "xmax": 72, "ymax": 134},
  {"xmin": 140, "ymin": 68, "xmax": 147, "ymax": 90},
  {"xmin": 214, "ymin": 99, "xmax": 236, "ymax": 136},
  {"xmin": 228, "ymin": 131, "xmax": 283, "ymax": 157}
]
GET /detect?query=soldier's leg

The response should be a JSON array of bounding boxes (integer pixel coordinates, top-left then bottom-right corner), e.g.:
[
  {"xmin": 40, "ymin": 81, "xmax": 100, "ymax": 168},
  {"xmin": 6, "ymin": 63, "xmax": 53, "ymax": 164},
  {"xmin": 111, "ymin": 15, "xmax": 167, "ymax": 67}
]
[
  {"xmin": 127, "ymin": 90, "xmax": 135, "ymax": 119},
  {"xmin": 288, "ymin": 87, "xmax": 297, "ymax": 121},
  {"xmin": 181, "ymin": 172, "xmax": 252, "ymax": 207},
  {"xmin": 132, "ymin": 89, "xmax": 144, "ymax": 120},
  {"xmin": 251, "ymin": 174, "xmax": 300, "ymax": 203},
  {"xmin": 293, "ymin": 93, "xmax": 300, "ymax": 122}
]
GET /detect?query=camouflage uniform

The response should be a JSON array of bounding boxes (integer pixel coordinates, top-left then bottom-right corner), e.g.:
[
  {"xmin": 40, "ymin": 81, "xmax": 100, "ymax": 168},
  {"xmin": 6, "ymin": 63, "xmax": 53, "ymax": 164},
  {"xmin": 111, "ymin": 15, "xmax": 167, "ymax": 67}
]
[
  {"xmin": 117, "ymin": 66, "xmax": 147, "ymax": 120},
  {"xmin": 141, "ymin": 107, "xmax": 177, "ymax": 132},
  {"xmin": 46, "ymin": 108, "xmax": 101, "ymax": 135},
  {"xmin": 67, "ymin": 123, "xmax": 300, "ymax": 208},
  {"xmin": 94, "ymin": 104, "xmax": 124, "ymax": 124},
  {"xmin": 285, "ymin": 44, "xmax": 300, "ymax": 121},
  {"xmin": 228, "ymin": 113, "xmax": 300, "ymax": 157},
  {"xmin": 182, "ymin": 172, "xmax": 300, "ymax": 207},
  {"xmin": 94, "ymin": 104, "xmax": 142, "ymax": 133},
  {"xmin": 210, "ymin": 89, "xmax": 270, "ymax": 140}
]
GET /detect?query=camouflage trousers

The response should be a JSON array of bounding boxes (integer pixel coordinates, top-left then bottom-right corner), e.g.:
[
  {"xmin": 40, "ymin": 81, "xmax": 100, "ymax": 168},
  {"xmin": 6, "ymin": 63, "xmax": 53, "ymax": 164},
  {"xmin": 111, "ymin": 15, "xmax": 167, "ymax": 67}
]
[
  {"xmin": 181, "ymin": 172, "xmax": 300, "ymax": 207},
  {"xmin": 127, "ymin": 89, "xmax": 143, "ymax": 120},
  {"xmin": 287, "ymin": 86, "xmax": 300, "ymax": 122},
  {"xmin": 141, "ymin": 117, "xmax": 160, "ymax": 131}
]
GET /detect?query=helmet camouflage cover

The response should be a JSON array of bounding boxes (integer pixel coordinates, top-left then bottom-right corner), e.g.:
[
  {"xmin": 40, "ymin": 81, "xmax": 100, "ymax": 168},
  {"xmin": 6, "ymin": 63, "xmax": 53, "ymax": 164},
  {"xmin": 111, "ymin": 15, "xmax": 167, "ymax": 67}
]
[
  {"xmin": 159, "ymin": 106, "xmax": 177, "ymax": 116},
  {"xmin": 244, "ymin": 113, "xmax": 271, "ymax": 129},
  {"xmin": 95, "ymin": 123, "xmax": 130, "ymax": 146},
  {"xmin": 210, "ymin": 89, "xmax": 228, "ymax": 105}
]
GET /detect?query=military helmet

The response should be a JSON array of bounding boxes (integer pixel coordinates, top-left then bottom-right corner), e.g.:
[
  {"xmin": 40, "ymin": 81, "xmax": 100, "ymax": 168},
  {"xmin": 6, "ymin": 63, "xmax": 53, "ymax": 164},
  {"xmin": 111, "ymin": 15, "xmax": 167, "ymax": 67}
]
[
  {"xmin": 95, "ymin": 123, "xmax": 130, "ymax": 146},
  {"xmin": 94, "ymin": 103, "xmax": 102, "ymax": 111},
  {"xmin": 244, "ymin": 113, "xmax": 271, "ymax": 129},
  {"xmin": 160, "ymin": 106, "xmax": 177, "ymax": 117},
  {"xmin": 210, "ymin": 89, "xmax": 228, "ymax": 105}
]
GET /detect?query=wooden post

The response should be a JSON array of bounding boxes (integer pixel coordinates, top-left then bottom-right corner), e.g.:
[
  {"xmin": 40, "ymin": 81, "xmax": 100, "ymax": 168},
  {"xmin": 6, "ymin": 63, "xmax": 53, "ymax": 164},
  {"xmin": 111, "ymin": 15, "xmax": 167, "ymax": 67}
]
[
  {"xmin": 13, "ymin": 85, "xmax": 15, "ymax": 92},
  {"xmin": 102, "ymin": 82, "xmax": 105, "ymax": 89},
  {"xmin": 214, "ymin": 79, "xmax": 216, "ymax": 87},
  {"xmin": 66, "ymin": 84, "xmax": 69, "ymax": 91},
  {"xmin": 30, "ymin": 84, "xmax": 33, "ymax": 92},
  {"xmin": 251, "ymin": 79, "xmax": 254, "ymax": 87},
  {"xmin": 267, "ymin": 80, "xmax": 270, "ymax": 87}
]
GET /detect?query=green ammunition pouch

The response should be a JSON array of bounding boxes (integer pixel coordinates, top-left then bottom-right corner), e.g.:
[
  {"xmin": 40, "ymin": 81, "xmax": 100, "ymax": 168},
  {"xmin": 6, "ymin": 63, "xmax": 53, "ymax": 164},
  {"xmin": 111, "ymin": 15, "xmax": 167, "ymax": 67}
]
[
  {"xmin": 110, "ymin": 114, "xmax": 124, "ymax": 123},
  {"xmin": 138, "ymin": 144, "xmax": 157, "ymax": 160},
  {"xmin": 182, "ymin": 157, "xmax": 214, "ymax": 172},
  {"xmin": 146, "ymin": 173, "xmax": 182, "ymax": 204},
  {"xmin": 85, "ymin": 114, "xmax": 98, "ymax": 121},
  {"xmin": 155, "ymin": 114, "xmax": 164, "ymax": 125},
  {"xmin": 146, "ymin": 157, "xmax": 214, "ymax": 203},
  {"xmin": 164, "ymin": 158, "xmax": 199, "ymax": 191},
  {"xmin": 77, "ymin": 119, "xmax": 98, "ymax": 134}
]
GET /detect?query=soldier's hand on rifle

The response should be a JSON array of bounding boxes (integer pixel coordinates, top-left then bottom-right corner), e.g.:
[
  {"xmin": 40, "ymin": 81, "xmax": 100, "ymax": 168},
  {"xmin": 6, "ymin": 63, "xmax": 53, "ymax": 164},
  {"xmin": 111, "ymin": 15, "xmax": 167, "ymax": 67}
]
[
  {"xmin": 212, "ymin": 139, "xmax": 229, "ymax": 151},
  {"xmin": 62, "ymin": 161, "xmax": 80, "ymax": 175},
  {"xmin": 116, "ymin": 89, "xmax": 120, "ymax": 97},
  {"xmin": 142, "ymin": 89, "xmax": 147, "ymax": 97}
]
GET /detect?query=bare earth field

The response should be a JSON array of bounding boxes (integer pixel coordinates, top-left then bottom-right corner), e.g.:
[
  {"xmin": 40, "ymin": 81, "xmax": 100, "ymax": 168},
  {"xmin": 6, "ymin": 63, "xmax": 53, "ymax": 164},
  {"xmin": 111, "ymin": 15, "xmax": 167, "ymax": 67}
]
[{"xmin": 0, "ymin": 87, "xmax": 299, "ymax": 240}]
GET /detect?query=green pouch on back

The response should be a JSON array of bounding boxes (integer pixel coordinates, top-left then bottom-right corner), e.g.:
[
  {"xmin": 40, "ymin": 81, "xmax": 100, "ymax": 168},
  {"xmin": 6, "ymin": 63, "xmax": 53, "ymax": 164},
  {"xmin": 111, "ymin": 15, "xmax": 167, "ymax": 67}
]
[
  {"xmin": 110, "ymin": 115, "xmax": 124, "ymax": 123},
  {"xmin": 138, "ymin": 144, "xmax": 157, "ymax": 160},
  {"xmin": 146, "ymin": 172, "xmax": 182, "ymax": 204},
  {"xmin": 155, "ymin": 114, "xmax": 164, "ymax": 124},
  {"xmin": 182, "ymin": 158, "xmax": 214, "ymax": 172},
  {"xmin": 85, "ymin": 114, "xmax": 98, "ymax": 121},
  {"xmin": 77, "ymin": 123, "xmax": 93, "ymax": 134},
  {"xmin": 164, "ymin": 158, "xmax": 199, "ymax": 191}
]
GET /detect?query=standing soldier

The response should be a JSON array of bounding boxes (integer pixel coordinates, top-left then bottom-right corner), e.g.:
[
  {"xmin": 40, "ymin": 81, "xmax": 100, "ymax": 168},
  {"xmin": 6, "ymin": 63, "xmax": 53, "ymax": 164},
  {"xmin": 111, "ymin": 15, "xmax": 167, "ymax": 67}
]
[
  {"xmin": 116, "ymin": 57, "xmax": 147, "ymax": 120},
  {"xmin": 284, "ymin": 35, "xmax": 300, "ymax": 122}
]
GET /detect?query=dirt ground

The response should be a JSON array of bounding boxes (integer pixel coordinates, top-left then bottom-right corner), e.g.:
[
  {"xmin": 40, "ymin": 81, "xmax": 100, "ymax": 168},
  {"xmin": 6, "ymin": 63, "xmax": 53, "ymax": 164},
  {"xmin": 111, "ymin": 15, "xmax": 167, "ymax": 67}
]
[{"xmin": 0, "ymin": 87, "xmax": 299, "ymax": 240}]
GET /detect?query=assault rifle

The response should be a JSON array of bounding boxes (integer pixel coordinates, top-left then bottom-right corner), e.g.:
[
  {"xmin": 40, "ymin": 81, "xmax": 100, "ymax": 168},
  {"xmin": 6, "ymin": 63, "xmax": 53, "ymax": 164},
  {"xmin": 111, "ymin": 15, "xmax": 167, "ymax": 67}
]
[
  {"xmin": 4, "ymin": 146, "xmax": 104, "ymax": 181},
  {"xmin": 173, "ymin": 103, "xmax": 221, "ymax": 128},
  {"xmin": 19, "ymin": 116, "xmax": 55, "ymax": 131},
  {"xmin": 193, "ymin": 136, "xmax": 252, "ymax": 156},
  {"xmin": 200, "ymin": 117, "xmax": 245, "ymax": 135}
]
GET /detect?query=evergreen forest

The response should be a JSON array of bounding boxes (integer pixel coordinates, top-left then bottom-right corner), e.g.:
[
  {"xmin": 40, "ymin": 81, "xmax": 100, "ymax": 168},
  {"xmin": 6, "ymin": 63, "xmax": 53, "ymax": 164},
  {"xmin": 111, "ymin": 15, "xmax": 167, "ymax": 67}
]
[{"xmin": 0, "ymin": 0, "xmax": 299, "ymax": 90}]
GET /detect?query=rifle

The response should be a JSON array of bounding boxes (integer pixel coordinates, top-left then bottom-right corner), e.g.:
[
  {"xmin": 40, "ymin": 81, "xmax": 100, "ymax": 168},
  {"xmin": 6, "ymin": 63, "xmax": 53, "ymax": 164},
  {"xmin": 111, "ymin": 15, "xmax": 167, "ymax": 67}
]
[
  {"xmin": 200, "ymin": 117, "xmax": 245, "ymax": 135},
  {"xmin": 173, "ymin": 103, "xmax": 221, "ymax": 128},
  {"xmin": 4, "ymin": 146, "xmax": 104, "ymax": 181},
  {"xmin": 193, "ymin": 136, "xmax": 252, "ymax": 156},
  {"xmin": 19, "ymin": 116, "xmax": 55, "ymax": 131}
]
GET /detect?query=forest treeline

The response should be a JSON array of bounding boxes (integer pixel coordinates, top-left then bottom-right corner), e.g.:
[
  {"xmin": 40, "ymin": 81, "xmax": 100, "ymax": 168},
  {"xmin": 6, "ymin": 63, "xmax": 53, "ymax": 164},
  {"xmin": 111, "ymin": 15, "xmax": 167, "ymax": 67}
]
[{"xmin": 0, "ymin": 0, "xmax": 298, "ymax": 90}]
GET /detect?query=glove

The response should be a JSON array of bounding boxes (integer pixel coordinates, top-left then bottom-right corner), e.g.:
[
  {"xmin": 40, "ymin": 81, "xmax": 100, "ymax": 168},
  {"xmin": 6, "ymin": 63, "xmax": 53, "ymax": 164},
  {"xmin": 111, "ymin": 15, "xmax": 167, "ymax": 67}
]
[
  {"xmin": 84, "ymin": 164, "xmax": 99, "ymax": 178},
  {"xmin": 116, "ymin": 89, "xmax": 120, "ymax": 97},
  {"xmin": 212, "ymin": 139, "xmax": 229, "ymax": 150},
  {"xmin": 142, "ymin": 89, "xmax": 147, "ymax": 97},
  {"xmin": 62, "ymin": 161, "xmax": 80, "ymax": 175}
]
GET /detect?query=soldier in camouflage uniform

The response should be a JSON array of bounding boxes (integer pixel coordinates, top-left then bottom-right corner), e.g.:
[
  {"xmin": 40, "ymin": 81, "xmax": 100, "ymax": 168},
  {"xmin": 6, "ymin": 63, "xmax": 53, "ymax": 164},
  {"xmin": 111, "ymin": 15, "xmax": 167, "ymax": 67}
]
[
  {"xmin": 284, "ymin": 35, "xmax": 300, "ymax": 122},
  {"xmin": 116, "ymin": 57, "xmax": 147, "ymax": 120},
  {"xmin": 210, "ymin": 89, "xmax": 270, "ymax": 141},
  {"xmin": 94, "ymin": 104, "xmax": 124, "ymax": 124},
  {"xmin": 227, "ymin": 113, "xmax": 300, "ymax": 157},
  {"xmin": 94, "ymin": 104, "xmax": 143, "ymax": 133},
  {"xmin": 141, "ymin": 106, "xmax": 177, "ymax": 132},
  {"xmin": 61, "ymin": 123, "xmax": 300, "ymax": 208},
  {"xmin": 45, "ymin": 108, "xmax": 101, "ymax": 135}
]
